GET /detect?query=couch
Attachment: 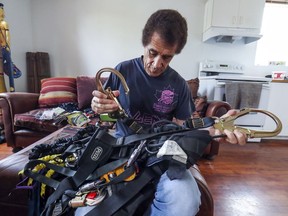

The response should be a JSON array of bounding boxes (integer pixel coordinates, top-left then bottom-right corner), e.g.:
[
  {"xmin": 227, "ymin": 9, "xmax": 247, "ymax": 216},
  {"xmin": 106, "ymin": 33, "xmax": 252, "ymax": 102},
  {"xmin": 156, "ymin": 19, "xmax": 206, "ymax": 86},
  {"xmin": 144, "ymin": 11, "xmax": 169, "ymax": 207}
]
[
  {"xmin": 0, "ymin": 76, "xmax": 100, "ymax": 151},
  {"xmin": 0, "ymin": 76, "xmax": 231, "ymax": 156}
]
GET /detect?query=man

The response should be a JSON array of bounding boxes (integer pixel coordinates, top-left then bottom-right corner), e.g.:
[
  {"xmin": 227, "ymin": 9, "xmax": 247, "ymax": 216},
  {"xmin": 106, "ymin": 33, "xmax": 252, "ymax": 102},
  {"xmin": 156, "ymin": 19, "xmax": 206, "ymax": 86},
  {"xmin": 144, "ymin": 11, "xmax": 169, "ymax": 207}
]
[{"xmin": 91, "ymin": 9, "xmax": 246, "ymax": 216}]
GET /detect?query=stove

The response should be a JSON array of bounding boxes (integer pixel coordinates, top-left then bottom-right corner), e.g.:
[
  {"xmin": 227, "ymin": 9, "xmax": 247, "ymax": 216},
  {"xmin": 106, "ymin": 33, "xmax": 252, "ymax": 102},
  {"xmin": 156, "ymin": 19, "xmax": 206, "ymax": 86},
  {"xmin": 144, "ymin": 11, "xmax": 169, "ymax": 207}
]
[
  {"xmin": 198, "ymin": 60, "xmax": 272, "ymax": 142},
  {"xmin": 199, "ymin": 60, "xmax": 271, "ymax": 82},
  {"xmin": 198, "ymin": 60, "xmax": 271, "ymax": 99}
]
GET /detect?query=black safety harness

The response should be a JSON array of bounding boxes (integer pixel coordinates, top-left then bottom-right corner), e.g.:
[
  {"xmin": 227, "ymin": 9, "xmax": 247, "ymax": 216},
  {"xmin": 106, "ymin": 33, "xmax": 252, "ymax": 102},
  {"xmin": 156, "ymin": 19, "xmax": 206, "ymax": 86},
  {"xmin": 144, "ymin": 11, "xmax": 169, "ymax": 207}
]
[{"xmin": 22, "ymin": 115, "xmax": 215, "ymax": 216}]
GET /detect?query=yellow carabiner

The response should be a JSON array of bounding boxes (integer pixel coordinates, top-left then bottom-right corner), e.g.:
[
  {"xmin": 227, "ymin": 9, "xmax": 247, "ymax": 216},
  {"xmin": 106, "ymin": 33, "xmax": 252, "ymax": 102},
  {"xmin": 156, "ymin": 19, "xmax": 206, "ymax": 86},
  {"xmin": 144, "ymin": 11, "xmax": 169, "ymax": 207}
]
[
  {"xmin": 213, "ymin": 108, "xmax": 282, "ymax": 138},
  {"xmin": 95, "ymin": 67, "xmax": 129, "ymax": 119}
]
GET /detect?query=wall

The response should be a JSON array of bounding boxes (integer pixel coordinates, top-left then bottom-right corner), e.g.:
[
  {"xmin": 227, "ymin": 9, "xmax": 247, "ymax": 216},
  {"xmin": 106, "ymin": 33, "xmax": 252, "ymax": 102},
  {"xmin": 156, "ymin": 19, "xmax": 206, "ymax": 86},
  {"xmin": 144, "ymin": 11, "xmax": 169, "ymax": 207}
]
[
  {"xmin": 2, "ymin": 0, "xmax": 286, "ymax": 92},
  {"xmin": 30, "ymin": 0, "xmax": 218, "ymax": 78}
]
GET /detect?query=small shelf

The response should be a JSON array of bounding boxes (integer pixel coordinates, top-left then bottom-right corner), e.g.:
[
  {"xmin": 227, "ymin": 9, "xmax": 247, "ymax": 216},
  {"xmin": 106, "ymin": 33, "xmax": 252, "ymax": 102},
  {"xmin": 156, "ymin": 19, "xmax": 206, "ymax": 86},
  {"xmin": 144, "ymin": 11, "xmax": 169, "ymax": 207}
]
[{"xmin": 271, "ymin": 80, "xmax": 288, "ymax": 83}]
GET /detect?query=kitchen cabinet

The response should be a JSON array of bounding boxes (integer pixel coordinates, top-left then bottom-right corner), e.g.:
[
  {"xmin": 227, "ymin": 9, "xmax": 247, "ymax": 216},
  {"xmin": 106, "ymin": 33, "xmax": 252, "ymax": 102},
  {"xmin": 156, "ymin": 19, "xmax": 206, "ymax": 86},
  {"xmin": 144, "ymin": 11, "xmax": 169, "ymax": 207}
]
[
  {"xmin": 203, "ymin": 0, "xmax": 265, "ymax": 31},
  {"xmin": 263, "ymin": 82, "xmax": 288, "ymax": 138}
]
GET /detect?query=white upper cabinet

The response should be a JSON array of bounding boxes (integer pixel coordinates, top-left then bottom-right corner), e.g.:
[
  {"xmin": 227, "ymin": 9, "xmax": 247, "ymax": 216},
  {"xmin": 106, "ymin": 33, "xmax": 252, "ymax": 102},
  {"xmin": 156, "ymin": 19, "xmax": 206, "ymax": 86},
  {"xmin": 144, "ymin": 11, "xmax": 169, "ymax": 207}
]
[{"xmin": 204, "ymin": 0, "xmax": 265, "ymax": 31}]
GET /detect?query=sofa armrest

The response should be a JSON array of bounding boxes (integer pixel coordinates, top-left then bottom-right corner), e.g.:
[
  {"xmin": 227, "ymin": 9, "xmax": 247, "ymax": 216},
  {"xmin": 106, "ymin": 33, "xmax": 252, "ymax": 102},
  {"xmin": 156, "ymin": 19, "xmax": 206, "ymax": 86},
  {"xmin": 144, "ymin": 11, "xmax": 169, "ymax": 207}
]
[
  {"xmin": 0, "ymin": 92, "xmax": 40, "ymax": 147},
  {"xmin": 0, "ymin": 92, "xmax": 40, "ymax": 115},
  {"xmin": 190, "ymin": 164, "xmax": 213, "ymax": 216},
  {"xmin": 202, "ymin": 100, "xmax": 231, "ymax": 159},
  {"xmin": 205, "ymin": 100, "xmax": 231, "ymax": 118}
]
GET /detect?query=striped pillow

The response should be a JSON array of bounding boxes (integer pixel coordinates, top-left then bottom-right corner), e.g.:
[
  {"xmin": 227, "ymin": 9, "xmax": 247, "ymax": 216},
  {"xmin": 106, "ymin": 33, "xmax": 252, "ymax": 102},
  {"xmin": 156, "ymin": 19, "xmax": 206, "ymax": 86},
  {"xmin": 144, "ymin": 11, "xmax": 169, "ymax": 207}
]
[{"xmin": 38, "ymin": 77, "xmax": 77, "ymax": 108}]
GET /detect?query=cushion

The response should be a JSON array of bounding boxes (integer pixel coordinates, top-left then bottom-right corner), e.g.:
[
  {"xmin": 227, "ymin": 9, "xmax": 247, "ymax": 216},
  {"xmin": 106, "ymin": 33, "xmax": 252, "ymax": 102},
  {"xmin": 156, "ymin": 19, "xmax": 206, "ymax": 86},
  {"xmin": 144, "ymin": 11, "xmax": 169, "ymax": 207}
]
[
  {"xmin": 187, "ymin": 77, "xmax": 199, "ymax": 99},
  {"xmin": 38, "ymin": 77, "xmax": 77, "ymax": 108},
  {"xmin": 192, "ymin": 96, "xmax": 208, "ymax": 118},
  {"xmin": 14, "ymin": 109, "xmax": 67, "ymax": 132},
  {"xmin": 76, "ymin": 76, "xmax": 97, "ymax": 110},
  {"xmin": 76, "ymin": 76, "xmax": 108, "ymax": 110}
]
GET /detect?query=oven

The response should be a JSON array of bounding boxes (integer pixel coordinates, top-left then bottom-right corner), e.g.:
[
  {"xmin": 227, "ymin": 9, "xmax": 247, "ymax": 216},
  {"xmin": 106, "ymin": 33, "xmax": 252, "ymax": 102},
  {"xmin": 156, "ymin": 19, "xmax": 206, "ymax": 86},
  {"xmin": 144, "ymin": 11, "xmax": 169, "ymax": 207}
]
[{"xmin": 198, "ymin": 60, "xmax": 272, "ymax": 141}]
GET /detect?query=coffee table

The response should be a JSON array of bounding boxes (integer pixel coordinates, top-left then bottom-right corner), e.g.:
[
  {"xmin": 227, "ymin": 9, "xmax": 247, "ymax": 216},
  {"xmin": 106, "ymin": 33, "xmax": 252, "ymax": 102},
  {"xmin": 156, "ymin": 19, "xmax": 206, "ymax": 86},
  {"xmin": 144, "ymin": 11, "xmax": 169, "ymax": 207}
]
[{"xmin": 0, "ymin": 126, "xmax": 80, "ymax": 216}]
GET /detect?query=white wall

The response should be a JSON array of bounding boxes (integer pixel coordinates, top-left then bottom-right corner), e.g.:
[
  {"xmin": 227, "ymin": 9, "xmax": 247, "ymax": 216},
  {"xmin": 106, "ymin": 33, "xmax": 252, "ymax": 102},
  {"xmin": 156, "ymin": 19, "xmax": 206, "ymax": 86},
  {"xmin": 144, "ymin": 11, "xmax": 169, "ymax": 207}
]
[
  {"xmin": 29, "ymin": 0, "xmax": 215, "ymax": 78},
  {"xmin": 2, "ymin": 0, "xmax": 285, "ymax": 92}
]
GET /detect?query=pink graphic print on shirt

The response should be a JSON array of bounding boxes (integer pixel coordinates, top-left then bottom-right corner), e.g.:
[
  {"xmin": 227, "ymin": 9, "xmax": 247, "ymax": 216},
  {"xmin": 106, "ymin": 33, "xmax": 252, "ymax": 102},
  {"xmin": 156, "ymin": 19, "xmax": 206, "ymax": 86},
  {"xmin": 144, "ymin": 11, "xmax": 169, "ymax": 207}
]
[{"xmin": 153, "ymin": 85, "xmax": 177, "ymax": 113}]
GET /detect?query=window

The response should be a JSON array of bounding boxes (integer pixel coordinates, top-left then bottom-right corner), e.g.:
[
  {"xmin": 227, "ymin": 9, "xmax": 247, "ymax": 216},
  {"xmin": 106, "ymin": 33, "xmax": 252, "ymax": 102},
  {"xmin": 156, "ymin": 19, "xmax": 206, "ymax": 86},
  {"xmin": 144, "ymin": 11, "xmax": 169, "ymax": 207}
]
[{"xmin": 255, "ymin": 2, "xmax": 288, "ymax": 66}]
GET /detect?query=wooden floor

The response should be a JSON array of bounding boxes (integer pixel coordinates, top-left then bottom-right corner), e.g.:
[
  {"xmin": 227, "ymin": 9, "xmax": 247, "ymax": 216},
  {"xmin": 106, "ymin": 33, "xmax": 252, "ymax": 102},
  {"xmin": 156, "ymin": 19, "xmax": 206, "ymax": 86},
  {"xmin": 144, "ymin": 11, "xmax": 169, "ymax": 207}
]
[
  {"xmin": 0, "ymin": 142, "xmax": 14, "ymax": 160},
  {"xmin": 198, "ymin": 140, "xmax": 288, "ymax": 216},
  {"xmin": 1, "ymin": 140, "xmax": 288, "ymax": 216}
]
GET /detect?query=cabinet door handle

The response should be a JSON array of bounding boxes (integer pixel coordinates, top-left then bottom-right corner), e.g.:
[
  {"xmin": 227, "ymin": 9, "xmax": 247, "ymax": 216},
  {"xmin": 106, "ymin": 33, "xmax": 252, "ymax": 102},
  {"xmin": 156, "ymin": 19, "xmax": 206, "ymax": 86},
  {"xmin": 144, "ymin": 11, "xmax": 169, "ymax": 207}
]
[
  {"xmin": 232, "ymin": 16, "xmax": 237, "ymax": 25},
  {"xmin": 239, "ymin": 16, "xmax": 243, "ymax": 25}
]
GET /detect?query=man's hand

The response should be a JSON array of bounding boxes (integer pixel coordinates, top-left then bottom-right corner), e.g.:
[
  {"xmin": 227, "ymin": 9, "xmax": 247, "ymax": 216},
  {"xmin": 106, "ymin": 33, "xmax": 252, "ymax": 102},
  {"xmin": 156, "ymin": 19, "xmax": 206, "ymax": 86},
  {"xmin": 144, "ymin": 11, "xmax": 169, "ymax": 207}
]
[
  {"xmin": 210, "ymin": 109, "xmax": 247, "ymax": 145},
  {"xmin": 91, "ymin": 90, "xmax": 120, "ymax": 114}
]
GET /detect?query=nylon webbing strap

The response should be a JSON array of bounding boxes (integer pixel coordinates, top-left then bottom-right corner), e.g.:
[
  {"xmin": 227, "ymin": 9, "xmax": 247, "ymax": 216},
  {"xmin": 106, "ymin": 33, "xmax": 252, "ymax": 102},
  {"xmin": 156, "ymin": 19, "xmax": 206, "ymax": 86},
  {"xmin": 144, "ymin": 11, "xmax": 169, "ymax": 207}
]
[
  {"xmin": 73, "ymin": 130, "xmax": 115, "ymax": 187},
  {"xmin": 184, "ymin": 117, "xmax": 215, "ymax": 129},
  {"xmin": 43, "ymin": 127, "xmax": 115, "ymax": 212},
  {"xmin": 24, "ymin": 160, "xmax": 76, "ymax": 189},
  {"xmin": 88, "ymin": 158, "xmax": 127, "ymax": 180},
  {"xmin": 117, "ymin": 117, "xmax": 215, "ymax": 146},
  {"xmin": 122, "ymin": 117, "xmax": 144, "ymax": 134},
  {"xmin": 88, "ymin": 158, "xmax": 137, "ymax": 188},
  {"xmin": 85, "ymin": 168, "xmax": 156, "ymax": 216},
  {"xmin": 116, "ymin": 128, "xmax": 188, "ymax": 146}
]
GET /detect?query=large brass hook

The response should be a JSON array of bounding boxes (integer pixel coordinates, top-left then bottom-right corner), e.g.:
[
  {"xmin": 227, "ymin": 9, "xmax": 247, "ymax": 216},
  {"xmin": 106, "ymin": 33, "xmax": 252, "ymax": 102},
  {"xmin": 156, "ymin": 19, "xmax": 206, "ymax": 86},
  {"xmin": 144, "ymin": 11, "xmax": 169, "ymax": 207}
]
[
  {"xmin": 95, "ymin": 67, "xmax": 129, "ymax": 119},
  {"xmin": 213, "ymin": 108, "xmax": 282, "ymax": 138},
  {"xmin": 95, "ymin": 67, "xmax": 129, "ymax": 95}
]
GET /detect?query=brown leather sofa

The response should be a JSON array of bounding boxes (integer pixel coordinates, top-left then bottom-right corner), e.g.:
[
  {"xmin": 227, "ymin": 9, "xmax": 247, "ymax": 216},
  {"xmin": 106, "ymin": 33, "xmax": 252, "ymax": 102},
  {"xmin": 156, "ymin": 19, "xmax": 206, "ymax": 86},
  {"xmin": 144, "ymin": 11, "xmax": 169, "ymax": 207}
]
[
  {"xmin": 0, "ymin": 129, "xmax": 214, "ymax": 216},
  {"xmin": 0, "ymin": 92, "xmax": 50, "ymax": 151},
  {"xmin": 0, "ymin": 90, "xmax": 231, "ymax": 157}
]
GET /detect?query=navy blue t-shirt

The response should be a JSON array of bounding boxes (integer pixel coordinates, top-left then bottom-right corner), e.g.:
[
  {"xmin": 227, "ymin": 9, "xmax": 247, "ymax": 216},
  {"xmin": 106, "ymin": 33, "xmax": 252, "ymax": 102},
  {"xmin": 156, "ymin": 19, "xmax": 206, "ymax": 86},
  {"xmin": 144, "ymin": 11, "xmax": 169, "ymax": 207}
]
[{"xmin": 104, "ymin": 56, "xmax": 195, "ymax": 137}]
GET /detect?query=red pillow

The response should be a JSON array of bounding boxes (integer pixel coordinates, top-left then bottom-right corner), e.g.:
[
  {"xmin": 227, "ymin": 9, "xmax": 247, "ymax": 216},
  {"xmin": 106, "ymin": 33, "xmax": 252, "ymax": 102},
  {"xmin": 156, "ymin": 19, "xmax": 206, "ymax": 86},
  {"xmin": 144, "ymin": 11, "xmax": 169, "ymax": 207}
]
[
  {"xmin": 187, "ymin": 78, "xmax": 199, "ymax": 99},
  {"xmin": 76, "ymin": 76, "xmax": 109, "ymax": 110},
  {"xmin": 76, "ymin": 76, "xmax": 97, "ymax": 110},
  {"xmin": 38, "ymin": 77, "xmax": 77, "ymax": 108}
]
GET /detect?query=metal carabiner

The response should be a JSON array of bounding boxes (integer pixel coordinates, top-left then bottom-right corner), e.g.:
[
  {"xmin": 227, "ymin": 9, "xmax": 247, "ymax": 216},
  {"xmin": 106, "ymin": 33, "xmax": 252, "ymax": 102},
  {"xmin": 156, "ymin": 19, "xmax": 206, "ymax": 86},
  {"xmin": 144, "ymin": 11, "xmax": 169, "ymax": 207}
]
[
  {"xmin": 213, "ymin": 108, "xmax": 282, "ymax": 138},
  {"xmin": 95, "ymin": 67, "xmax": 129, "ymax": 119}
]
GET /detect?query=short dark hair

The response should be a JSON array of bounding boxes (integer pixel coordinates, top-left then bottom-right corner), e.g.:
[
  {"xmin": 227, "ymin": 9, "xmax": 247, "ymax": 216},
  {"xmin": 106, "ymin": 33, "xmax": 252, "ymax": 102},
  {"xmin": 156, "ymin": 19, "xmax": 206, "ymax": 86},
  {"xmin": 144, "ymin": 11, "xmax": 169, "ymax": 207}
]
[{"xmin": 142, "ymin": 9, "xmax": 188, "ymax": 54}]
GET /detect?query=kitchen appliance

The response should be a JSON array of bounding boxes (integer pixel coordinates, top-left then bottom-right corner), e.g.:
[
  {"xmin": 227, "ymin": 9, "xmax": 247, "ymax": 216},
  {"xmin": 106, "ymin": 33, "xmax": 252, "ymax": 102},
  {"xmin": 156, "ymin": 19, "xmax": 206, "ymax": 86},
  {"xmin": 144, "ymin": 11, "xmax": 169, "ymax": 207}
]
[
  {"xmin": 198, "ymin": 60, "xmax": 272, "ymax": 141},
  {"xmin": 202, "ymin": 0, "xmax": 265, "ymax": 44}
]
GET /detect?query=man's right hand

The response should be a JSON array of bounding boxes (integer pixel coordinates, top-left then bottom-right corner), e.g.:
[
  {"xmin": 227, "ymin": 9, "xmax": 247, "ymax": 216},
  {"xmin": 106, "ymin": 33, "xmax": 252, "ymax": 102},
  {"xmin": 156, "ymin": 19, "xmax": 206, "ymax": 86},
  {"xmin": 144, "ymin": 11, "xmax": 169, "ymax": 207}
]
[{"xmin": 91, "ymin": 90, "xmax": 120, "ymax": 114}]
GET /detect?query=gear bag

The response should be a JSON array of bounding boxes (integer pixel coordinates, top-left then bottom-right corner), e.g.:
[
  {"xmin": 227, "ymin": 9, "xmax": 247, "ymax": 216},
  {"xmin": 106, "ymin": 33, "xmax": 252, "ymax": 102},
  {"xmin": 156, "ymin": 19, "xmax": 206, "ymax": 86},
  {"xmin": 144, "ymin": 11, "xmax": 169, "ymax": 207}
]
[{"xmin": 22, "ymin": 119, "xmax": 213, "ymax": 216}]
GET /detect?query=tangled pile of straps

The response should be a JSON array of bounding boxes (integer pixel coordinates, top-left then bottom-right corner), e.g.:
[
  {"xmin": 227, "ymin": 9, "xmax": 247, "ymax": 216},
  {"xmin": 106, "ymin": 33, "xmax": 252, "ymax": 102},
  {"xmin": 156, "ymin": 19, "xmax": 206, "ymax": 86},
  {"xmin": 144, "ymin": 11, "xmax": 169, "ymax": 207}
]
[{"xmin": 19, "ymin": 117, "xmax": 214, "ymax": 216}]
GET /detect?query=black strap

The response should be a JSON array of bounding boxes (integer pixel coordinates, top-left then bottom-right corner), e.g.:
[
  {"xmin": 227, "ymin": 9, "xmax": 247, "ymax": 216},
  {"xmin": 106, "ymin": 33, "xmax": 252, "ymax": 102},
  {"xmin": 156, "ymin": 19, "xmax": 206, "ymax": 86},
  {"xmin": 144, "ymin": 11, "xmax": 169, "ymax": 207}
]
[
  {"xmin": 85, "ymin": 168, "xmax": 156, "ymax": 216},
  {"xmin": 42, "ymin": 127, "xmax": 115, "ymax": 213},
  {"xmin": 121, "ymin": 117, "xmax": 144, "ymax": 134},
  {"xmin": 24, "ymin": 129, "xmax": 118, "ymax": 190},
  {"xmin": 76, "ymin": 127, "xmax": 115, "ymax": 183},
  {"xmin": 24, "ymin": 160, "xmax": 76, "ymax": 189},
  {"xmin": 117, "ymin": 117, "xmax": 215, "ymax": 146},
  {"xmin": 116, "ymin": 128, "xmax": 189, "ymax": 146},
  {"xmin": 112, "ymin": 187, "xmax": 154, "ymax": 216},
  {"xmin": 184, "ymin": 117, "xmax": 215, "ymax": 129},
  {"xmin": 89, "ymin": 159, "xmax": 137, "ymax": 188}
]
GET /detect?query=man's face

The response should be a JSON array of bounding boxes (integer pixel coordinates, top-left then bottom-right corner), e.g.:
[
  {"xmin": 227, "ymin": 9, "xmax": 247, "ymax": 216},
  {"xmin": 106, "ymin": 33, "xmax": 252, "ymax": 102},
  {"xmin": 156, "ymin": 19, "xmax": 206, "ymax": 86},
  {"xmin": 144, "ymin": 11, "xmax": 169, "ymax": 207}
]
[{"xmin": 143, "ymin": 32, "xmax": 177, "ymax": 77}]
